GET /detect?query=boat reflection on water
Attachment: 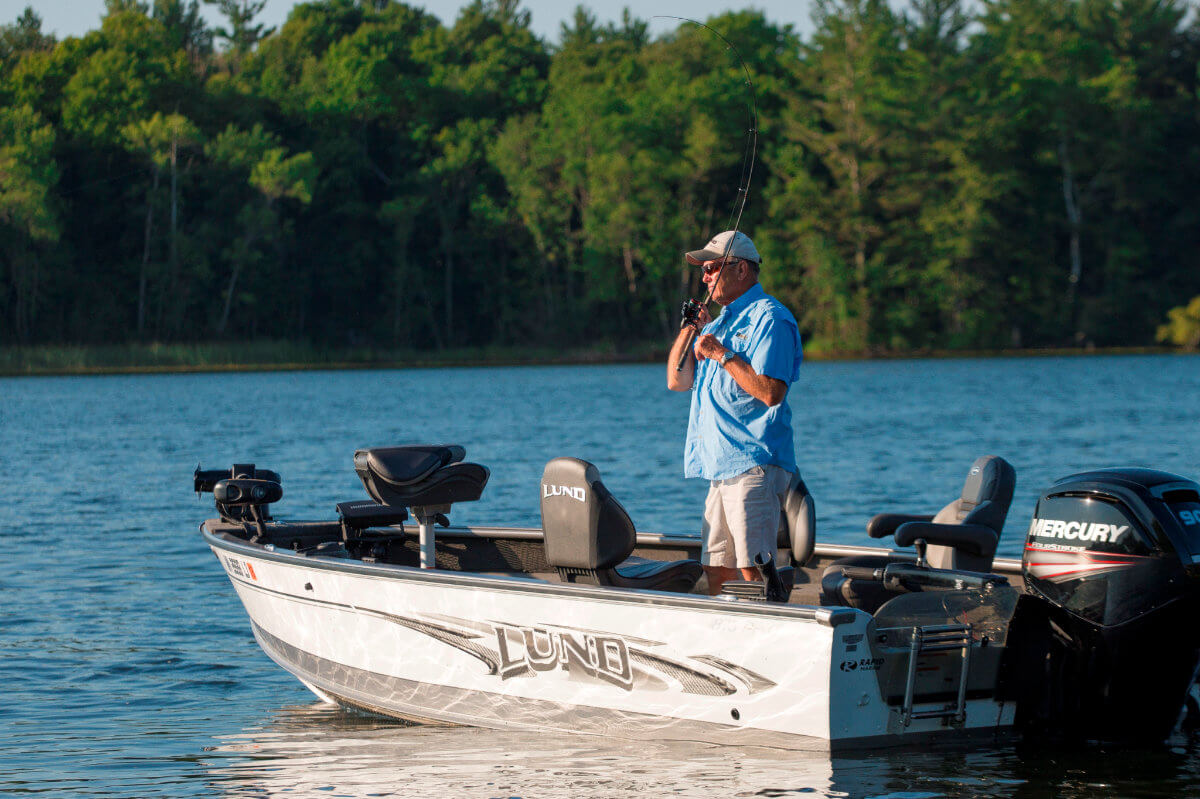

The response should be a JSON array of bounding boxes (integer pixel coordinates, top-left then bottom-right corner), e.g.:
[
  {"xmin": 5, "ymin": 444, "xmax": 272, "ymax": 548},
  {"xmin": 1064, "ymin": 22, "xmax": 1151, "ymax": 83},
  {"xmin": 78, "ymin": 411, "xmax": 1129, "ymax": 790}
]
[
  {"xmin": 204, "ymin": 702, "xmax": 1200, "ymax": 797},
  {"xmin": 204, "ymin": 702, "xmax": 847, "ymax": 797},
  {"xmin": 202, "ymin": 702, "xmax": 1037, "ymax": 798}
]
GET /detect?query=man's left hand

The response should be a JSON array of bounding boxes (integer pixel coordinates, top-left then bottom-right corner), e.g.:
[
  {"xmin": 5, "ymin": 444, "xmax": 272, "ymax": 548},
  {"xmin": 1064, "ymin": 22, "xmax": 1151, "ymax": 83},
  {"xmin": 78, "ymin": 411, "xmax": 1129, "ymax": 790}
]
[{"xmin": 694, "ymin": 334, "xmax": 727, "ymax": 362}]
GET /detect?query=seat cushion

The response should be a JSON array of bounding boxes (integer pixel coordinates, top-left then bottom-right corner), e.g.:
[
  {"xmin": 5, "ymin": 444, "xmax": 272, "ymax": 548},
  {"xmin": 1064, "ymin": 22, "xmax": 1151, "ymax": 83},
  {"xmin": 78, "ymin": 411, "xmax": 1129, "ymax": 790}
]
[
  {"xmin": 820, "ymin": 555, "xmax": 897, "ymax": 610},
  {"xmin": 370, "ymin": 461, "xmax": 489, "ymax": 508},
  {"xmin": 355, "ymin": 445, "xmax": 466, "ymax": 486},
  {"xmin": 609, "ymin": 556, "xmax": 702, "ymax": 593}
]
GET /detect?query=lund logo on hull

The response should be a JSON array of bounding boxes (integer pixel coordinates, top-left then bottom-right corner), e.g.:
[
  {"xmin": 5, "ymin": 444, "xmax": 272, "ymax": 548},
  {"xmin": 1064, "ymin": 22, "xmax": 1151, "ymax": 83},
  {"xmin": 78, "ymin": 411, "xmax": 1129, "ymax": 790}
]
[
  {"xmin": 494, "ymin": 623, "xmax": 632, "ymax": 689},
  {"xmin": 383, "ymin": 612, "xmax": 777, "ymax": 696}
]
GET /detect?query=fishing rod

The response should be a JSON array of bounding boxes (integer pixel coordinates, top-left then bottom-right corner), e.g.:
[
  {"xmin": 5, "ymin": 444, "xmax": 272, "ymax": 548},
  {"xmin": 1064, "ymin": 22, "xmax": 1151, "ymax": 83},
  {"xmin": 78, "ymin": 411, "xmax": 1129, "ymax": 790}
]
[{"xmin": 656, "ymin": 16, "xmax": 758, "ymax": 372}]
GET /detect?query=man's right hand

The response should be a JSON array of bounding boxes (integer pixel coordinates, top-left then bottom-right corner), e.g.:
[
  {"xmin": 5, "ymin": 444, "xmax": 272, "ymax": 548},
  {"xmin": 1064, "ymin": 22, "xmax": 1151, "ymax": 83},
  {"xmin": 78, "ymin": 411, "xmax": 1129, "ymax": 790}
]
[
  {"xmin": 680, "ymin": 301, "xmax": 712, "ymax": 330},
  {"xmin": 680, "ymin": 300, "xmax": 701, "ymax": 330}
]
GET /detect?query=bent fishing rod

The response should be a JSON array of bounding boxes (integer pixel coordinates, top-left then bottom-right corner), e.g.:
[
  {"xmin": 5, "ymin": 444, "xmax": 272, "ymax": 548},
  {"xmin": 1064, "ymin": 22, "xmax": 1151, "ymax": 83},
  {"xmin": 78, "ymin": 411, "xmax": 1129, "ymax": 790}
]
[{"xmin": 659, "ymin": 16, "xmax": 758, "ymax": 372}]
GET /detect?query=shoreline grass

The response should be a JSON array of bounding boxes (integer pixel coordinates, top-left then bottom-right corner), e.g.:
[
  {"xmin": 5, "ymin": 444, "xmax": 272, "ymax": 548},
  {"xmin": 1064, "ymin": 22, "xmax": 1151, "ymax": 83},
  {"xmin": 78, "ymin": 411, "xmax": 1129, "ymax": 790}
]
[{"xmin": 0, "ymin": 341, "xmax": 1190, "ymax": 377}]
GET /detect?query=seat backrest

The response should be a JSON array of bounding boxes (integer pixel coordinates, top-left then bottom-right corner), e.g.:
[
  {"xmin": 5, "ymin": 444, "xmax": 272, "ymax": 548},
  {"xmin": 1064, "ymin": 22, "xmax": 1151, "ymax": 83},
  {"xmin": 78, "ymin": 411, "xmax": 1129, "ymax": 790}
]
[
  {"xmin": 927, "ymin": 455, "xmax": 1016, "ymax": 570},
  {"xmin": 540, "ymin": 457, "xmax": 635, "ymax": 571},
  {"xmin": 776, "ymin": 473, "xmax": 816, "ymax": 567}
]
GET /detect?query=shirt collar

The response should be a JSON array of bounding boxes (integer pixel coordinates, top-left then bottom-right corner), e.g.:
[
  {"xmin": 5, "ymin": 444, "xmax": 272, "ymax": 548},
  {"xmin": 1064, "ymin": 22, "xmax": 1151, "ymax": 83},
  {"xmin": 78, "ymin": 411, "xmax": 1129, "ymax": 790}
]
[{"xmin": 718, "ymin": 282, "xmax": 766, "ymax": 319}]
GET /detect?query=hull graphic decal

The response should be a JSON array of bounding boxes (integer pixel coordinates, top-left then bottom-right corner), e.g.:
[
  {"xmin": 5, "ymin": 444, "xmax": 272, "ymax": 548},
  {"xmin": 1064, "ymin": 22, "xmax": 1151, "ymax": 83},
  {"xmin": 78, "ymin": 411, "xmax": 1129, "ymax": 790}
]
[
  {"xmin": 690, "ymin": 655, "xmax": 779, "ymax": 693},
  {"xmin": 379, "ymin": 613, "xmax": 503, "ymax": 674},
  {"xmin": 629, "ymin": 651, "xmax": 737, "ymax": 696},
  {"xmin": 376, "ymin": 611, "xmax": 775, "ymax": 696}
]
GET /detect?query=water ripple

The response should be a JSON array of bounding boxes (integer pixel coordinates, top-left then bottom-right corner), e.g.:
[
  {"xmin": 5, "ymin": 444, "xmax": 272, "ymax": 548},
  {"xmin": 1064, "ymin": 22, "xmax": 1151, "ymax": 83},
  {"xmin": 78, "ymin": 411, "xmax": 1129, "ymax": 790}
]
[{"xmin": 3, "ymin": 356, "xmax": 1200, "ymax": 796}]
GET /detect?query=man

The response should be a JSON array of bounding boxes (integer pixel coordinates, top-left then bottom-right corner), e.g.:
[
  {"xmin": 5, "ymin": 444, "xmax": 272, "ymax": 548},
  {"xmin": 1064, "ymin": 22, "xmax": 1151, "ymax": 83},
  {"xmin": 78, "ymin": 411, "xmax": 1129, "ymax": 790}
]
[{"xmin": 666, "ymin": 230, "xmax": 802, "ymax": 595}]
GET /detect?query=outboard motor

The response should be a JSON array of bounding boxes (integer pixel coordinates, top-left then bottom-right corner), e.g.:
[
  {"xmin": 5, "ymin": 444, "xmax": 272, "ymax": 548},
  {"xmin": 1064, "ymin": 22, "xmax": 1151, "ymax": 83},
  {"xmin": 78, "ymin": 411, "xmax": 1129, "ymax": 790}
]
[{"xmin": 1009, "ymin": 468, "xmax": 1200, "ymax": 742}]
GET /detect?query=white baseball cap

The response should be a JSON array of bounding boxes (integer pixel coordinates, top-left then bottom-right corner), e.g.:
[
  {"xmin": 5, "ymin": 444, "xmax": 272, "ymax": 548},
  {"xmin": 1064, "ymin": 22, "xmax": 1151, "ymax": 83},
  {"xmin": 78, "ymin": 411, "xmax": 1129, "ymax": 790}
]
[{"xmin": 685, "ymin": 230, "xmax": 762, "ymax": 265}]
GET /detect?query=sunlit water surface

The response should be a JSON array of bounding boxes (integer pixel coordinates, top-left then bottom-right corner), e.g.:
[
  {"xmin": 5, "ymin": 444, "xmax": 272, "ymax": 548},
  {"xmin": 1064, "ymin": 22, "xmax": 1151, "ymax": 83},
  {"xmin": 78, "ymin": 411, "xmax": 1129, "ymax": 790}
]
[{"xmin": 2, "ymin": 355, "xmax": 1199, "ymax": 796}]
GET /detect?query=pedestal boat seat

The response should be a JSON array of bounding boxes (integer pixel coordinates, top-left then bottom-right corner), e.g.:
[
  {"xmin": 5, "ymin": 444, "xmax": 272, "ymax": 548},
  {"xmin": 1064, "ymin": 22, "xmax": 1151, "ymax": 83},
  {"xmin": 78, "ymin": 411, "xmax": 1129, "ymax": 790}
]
[
  {"xmin": 821, "ymin": 455, "xmax": 1016, "ymax": 612},
  {"xmin": 541, "ymin": 457, "xmax": 702, "ymax": 593},
  {"xmin": 351, "ymin": 445, "xmax": 490, "ymax": 568},
  {"xmin": 777, "ymin": 471, "xmax": 817, "ymax": 568},
  {"xmin": 718, "ymin": 471, "xmax": 816, "ymax": 602}
]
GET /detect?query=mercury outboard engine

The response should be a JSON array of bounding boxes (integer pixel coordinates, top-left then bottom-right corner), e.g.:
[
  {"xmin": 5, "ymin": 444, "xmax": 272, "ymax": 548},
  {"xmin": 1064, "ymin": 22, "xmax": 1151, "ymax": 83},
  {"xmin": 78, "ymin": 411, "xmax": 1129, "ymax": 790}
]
[{"xmin": 1008, "ymin": 468, "xmax": 1200, "ymax": 742}]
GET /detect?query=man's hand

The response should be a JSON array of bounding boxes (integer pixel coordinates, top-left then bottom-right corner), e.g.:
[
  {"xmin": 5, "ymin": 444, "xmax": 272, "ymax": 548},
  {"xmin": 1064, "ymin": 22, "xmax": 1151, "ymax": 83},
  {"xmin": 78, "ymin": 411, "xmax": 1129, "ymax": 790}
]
[
  {"xmin": 680, "ymin": 301, "xmax": 713, "ymax": 331},
  {"xmin": 693, "ymin": 333, "xmax": 726, "ymax": 362}
]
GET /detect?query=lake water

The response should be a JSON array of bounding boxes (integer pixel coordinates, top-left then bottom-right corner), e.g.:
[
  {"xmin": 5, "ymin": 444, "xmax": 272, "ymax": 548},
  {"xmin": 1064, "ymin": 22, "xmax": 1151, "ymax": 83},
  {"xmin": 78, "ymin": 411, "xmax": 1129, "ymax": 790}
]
[{"xmin": 3, "ymin": 354, "xmax": 1200, "ymax": 796}]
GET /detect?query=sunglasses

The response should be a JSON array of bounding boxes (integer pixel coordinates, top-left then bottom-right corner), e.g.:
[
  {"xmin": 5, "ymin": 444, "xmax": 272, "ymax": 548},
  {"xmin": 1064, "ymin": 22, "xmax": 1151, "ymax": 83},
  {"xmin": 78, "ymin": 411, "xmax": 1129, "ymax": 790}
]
[{"xmin": 702, "ymin": 259, "xmax": 742, "ymax": 275}]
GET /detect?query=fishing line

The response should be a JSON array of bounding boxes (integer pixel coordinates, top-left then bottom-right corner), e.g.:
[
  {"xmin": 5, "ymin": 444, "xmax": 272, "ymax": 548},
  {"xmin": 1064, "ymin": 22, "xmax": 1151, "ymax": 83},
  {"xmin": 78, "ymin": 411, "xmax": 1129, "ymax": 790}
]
[{"xmin": 653, "ymin": 16, "xmax": 758, "ymax": 370}]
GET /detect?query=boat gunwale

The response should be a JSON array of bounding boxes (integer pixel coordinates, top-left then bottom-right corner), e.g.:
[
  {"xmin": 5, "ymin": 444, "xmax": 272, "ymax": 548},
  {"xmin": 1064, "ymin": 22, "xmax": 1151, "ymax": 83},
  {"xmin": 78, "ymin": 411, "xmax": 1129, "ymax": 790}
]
[{"xmin": 201, "ymin": 522, "xmax": 863, "ymax": 627}]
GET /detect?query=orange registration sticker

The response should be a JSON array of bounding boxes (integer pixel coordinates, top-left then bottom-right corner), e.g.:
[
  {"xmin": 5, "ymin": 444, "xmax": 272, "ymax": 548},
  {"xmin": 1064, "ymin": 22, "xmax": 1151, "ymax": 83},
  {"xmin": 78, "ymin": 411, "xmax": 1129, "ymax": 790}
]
[{"xmin": 247, "ymin": 563, "xmax": 257, "ymax": 580}]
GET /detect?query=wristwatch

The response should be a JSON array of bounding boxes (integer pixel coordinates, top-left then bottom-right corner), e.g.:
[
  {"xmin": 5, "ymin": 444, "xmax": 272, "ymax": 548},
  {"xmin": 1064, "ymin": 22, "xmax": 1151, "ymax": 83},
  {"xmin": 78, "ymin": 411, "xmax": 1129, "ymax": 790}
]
[{"xmin": 719, "ymin": 350, "xmax": 736, "ymax": 367}]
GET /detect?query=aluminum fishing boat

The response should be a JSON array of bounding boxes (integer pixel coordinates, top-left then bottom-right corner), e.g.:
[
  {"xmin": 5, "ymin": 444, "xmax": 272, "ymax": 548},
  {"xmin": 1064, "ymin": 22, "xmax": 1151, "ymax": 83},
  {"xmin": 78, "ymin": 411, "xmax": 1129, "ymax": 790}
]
[{"xmin": 197, "ymin": 446, "xmax": 1200, "ymax": 749}]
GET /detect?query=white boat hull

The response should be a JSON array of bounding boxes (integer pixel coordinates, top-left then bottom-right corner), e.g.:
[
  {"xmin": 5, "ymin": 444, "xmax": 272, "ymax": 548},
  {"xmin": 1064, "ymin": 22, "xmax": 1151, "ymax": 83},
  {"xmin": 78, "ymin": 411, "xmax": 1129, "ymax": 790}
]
[{"xmin": 208, "ymin": 529, "xmax": 1015, "ymax": 750}]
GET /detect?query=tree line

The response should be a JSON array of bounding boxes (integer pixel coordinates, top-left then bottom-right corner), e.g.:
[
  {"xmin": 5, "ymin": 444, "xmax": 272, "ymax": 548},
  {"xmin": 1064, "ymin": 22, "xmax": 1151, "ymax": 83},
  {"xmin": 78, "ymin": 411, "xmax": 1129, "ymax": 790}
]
[{"xmin": 2, "ymin": 0, "xmax": 1199, "ymax": 355}]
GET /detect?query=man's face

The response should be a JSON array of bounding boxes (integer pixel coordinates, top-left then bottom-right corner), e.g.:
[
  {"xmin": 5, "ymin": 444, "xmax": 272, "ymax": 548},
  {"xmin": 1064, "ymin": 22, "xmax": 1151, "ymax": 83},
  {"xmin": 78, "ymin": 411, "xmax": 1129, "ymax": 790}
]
[{"xmin": 701, "ymin": 257, "xmax": 748, "ymax": 305}]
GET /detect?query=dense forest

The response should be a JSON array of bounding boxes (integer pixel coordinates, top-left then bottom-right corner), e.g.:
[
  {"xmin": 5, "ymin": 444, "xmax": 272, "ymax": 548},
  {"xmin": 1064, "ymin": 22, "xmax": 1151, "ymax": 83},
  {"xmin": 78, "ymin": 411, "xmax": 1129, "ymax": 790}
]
[{"xmin": 2, "ymin": 0, "xmax": 1200, "ymax": 356}]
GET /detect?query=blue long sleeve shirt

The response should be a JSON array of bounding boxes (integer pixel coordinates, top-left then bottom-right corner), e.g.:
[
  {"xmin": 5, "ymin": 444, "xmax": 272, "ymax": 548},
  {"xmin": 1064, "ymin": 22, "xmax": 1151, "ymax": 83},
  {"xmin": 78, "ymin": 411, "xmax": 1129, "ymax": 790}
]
[{"xmin": 684, "ymin": 283, "xmax": 802, "ymax": 481}]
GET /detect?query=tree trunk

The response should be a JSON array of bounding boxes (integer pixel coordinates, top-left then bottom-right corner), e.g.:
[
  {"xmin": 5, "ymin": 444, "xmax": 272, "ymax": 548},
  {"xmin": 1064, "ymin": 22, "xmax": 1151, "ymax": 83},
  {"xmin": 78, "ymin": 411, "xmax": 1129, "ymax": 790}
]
[
  {"xmin": 847, "ymin": 149, "xmax": 871, "ymax": 350},
  {"xmin": 1058, "ymin": 136, "xmax": 1083, "ymax": 343},
  {"xmin": 138, "ymin": 167, "xmax": 161, "ymax": 338},
  {"xmin": 8, "ymin": 247, "xmax": 32, "ymax": 344},
  {"xmin": 439, "ymin": 211, "xmax": 454, "ymax": 350},
  {"xmin": 622, "ymin": 244, "xmax": 637, "ymax": 297},
  {"xmin": 218, "ymin": 221, "xmax": 260, "ymax": 336},
  {"xmin": 165, "ymin": 135, "xmax": 179, "ymax": 336},
  {"xmin": 217, "ymin": 258, "xmax": 242, "ymax": 336}
]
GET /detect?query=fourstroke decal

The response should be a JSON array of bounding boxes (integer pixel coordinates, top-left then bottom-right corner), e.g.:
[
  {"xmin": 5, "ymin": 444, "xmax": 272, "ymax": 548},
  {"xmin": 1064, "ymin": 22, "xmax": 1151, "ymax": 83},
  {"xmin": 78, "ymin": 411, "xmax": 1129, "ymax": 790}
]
[{"xmin": 1024, "ymin": 546, "xmax": 1147, "ymax": 582}]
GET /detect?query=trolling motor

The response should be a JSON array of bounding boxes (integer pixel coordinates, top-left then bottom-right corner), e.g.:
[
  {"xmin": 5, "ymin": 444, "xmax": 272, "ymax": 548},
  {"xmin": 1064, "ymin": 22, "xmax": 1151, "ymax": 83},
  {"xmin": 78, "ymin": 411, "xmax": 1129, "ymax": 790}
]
[{"xmin": 195, "ymin": 463, "xmax": 282, "ymax": 541}]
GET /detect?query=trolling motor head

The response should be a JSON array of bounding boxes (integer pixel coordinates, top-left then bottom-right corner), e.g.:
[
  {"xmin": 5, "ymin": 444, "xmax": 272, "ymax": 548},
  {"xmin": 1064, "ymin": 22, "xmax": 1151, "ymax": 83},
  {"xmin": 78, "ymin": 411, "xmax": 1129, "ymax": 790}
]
[{"xmin": 195, "ymin": 463, "xmax": 282, "ymax": 539}]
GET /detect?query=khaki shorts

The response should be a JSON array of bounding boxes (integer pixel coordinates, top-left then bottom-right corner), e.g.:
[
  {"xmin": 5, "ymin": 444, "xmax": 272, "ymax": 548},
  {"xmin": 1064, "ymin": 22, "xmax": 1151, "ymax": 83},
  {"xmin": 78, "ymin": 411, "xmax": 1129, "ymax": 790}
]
[{"xmin": 701, "ymin": 464, "xmax": 792, "ymax": 569}]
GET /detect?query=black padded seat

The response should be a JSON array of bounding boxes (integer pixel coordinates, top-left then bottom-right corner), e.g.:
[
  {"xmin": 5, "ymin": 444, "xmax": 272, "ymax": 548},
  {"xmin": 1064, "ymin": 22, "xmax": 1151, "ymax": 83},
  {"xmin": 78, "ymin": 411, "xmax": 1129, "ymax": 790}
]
[
  {"xmin": 354, "ymin": 445, "xmax": 488, "ymax": 508},
  {"xmin": 776, "ymin": 472, "xmax": 817, "ymax": 567},
  {"xmin": 821, "ymin": 455, "xmax": 1016, "ymax": 612},
  {"xmin": 819, "ymin": 554, "xmax": 893, "ymax": 609},
  {"xmin": 540, "ymin": 457, "xmax": 701, "ymax": 593}
]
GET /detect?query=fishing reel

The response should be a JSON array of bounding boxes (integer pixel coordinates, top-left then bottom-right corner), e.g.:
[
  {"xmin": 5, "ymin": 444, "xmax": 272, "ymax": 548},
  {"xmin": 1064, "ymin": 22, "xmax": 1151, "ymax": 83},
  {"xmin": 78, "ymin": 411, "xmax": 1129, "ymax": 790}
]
[{"xmin": 680, "ymin": 299, "xmax": 703, "ymax": 330}]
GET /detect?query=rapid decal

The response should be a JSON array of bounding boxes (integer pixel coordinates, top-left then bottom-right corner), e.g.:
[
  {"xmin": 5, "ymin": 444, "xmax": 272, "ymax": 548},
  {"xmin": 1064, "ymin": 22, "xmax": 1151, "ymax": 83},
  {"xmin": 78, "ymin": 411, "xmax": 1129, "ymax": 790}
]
[
  {"xmin": 543, "ymin": 484, "xmax": 586, "ymax": 502},
  {"xmin": 1027, "ymin": 518, "xmax": 1130, "ymax": 545}
]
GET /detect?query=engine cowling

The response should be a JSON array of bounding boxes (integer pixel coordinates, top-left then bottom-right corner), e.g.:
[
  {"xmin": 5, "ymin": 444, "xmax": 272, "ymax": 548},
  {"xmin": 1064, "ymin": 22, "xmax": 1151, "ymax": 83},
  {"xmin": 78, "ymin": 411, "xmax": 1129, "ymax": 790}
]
[{"xmin": 1012, "ymin": 468, "xmax": 1200, "ymax": 742}]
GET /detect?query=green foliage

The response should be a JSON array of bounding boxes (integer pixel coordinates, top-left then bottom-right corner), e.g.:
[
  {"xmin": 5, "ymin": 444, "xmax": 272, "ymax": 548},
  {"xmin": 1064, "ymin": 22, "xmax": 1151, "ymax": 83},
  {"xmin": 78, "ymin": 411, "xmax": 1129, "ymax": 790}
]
[
  {"xmin": 250, "ymin": 149, "xmax": 315, "ymax": 202},
  {"xmin": 0, "ymin": 103, "xmax": 58, "ymax": 241},
  {"xmin": 0, "ymin": 0, "xmax": 1197, "ymax": 353},
  {"xmin": 0, "ymin": 7, "xmax": 54, "ymax": 69},
  {"xmin": 206, "ymin": 0, "xmax": 273, "ymax": 56},
  {"xmin": 1158, "ymin": 297, "xmax": 1200, "ymax": 350},
  {"xmin": 124, "ymin": 111, "xmax": 201, "ymax": 167}
]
